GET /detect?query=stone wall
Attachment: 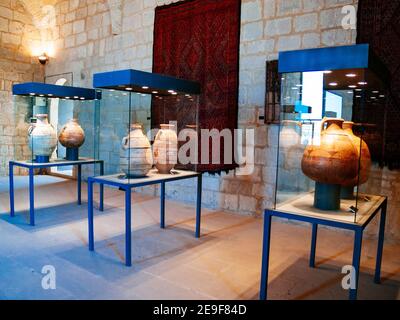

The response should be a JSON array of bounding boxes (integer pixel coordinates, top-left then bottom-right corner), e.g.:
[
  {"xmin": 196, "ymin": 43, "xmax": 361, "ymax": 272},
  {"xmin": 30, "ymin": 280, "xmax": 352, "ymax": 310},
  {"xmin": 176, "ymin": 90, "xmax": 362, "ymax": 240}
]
[
  {"xmin": 15, "ymin": 0, "xmax": 393, "ymax": 242},
  {"xmin": 0, "ymin": 0, "xmax": 45, "ymax": 175}
]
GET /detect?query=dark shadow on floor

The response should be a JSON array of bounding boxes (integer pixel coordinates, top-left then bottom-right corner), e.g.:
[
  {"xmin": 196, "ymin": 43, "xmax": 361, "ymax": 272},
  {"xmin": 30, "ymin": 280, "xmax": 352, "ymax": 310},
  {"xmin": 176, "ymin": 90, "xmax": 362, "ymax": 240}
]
[
  {"xmin": 55, "ymin": 223, "xmax": 214, "ymax": 283},
  {"xmin": 0, "ymin": 202, "xmax": 108, "ymax": 231}
]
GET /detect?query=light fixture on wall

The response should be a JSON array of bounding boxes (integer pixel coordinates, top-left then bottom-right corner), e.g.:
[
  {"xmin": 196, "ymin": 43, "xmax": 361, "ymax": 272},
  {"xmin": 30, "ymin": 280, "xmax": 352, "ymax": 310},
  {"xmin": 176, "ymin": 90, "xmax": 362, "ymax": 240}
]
[{"xmin": 38, "ymin": 53, "xmax": 49, "ymax": 65}]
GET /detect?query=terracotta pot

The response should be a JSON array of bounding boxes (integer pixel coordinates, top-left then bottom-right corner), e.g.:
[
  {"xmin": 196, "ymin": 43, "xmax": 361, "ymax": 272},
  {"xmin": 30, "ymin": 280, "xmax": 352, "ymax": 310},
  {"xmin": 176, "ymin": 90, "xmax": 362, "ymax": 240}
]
[
  {"xmin": 153, "ymin": 124, "xmax": 178, "ymax": 174},
  {"xmin": 28, "ymin": 114, "xmax": 57, "ymax": 157},
  {"xmin": 58, "ymin": 119, "xmax": 85, "ymax": 148},
  {"xmin": 120, "ymin": 124, "xmax": 153, "ymax": 177},
  {"xmin": 301, "ymin": 118, "xmax": 359, "ymax": 185},
  {"xmin": 342, "ymin": 121, "xmax": 371, "ymax": 186}
]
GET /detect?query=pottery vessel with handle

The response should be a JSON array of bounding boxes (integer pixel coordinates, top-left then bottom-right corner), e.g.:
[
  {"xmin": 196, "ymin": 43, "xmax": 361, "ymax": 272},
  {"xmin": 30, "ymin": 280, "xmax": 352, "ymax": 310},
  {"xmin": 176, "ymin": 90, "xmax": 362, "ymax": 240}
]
[
  {"xmin": 120, "ymin": 124, "xmax": 153, "ymax": 177},
  {"xmin": 153, "ymin": 124, "xmax": 178, "ymax": 174},
  {"xmin": 342, "ymin": 121, "xmax": 371, "ymax": 186},
  {"xmin": 301, "ymin": 118, "xmax": 359, "ymax": 185},
  {"xmin": 28, "ymin": 114, "xmax": 57, "ymax": 158}
]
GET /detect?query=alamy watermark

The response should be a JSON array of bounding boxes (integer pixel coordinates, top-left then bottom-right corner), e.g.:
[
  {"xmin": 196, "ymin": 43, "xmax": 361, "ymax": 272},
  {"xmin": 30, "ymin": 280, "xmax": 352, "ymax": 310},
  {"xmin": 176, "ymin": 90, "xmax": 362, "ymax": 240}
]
[
  {"xmin": 41, "ymin": 265, "xmax": 56, "ymax": 290},
  {"xmin": 341, "ymin": 265, "xmax": 356, "ymax": 290},
  {"xmin": 341, "ymin": 5, "xmax": 357, "ymax": 30},
  {"xmin": 145, "ymin": 124, "xmax": 255, "ymax": 176}
]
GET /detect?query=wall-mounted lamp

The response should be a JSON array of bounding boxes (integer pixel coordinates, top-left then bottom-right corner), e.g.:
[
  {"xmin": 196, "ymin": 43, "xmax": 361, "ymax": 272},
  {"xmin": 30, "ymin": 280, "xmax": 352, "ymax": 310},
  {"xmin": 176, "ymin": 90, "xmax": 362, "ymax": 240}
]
[{"xmin": 38, "ymin": 53, "xmax": 49, "ymax": 65}]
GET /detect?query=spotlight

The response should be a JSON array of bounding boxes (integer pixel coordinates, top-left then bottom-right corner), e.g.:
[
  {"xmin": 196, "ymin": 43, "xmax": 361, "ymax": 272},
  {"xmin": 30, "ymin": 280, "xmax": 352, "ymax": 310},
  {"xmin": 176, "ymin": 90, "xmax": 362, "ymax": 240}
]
[{"xmin": 38, "ymin": 53, "xmax": 49, "ymax": 65}]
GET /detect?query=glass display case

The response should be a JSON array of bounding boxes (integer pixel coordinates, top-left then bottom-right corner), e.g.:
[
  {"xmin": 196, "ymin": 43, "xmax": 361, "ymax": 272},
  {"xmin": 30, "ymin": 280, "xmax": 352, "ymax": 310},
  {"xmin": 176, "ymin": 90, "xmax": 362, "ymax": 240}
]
[
  {"xmin": 12, "ymin": 83, "xmax": 101, "ymax": 175},
  {"xmin": 274, "ymin": 44, "xmax": 389, "ymax": 222},
  {"xmin": 93, "ymin": 69, "xmax": 201, "ymax": 183}
]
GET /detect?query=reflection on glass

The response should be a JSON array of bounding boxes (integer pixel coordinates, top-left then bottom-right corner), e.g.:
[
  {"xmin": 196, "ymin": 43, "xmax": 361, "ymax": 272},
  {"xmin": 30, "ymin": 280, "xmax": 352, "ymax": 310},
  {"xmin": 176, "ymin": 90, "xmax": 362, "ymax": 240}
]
[{"xmin": 276, "ymin": 67, "xmax": 386, "ymax": 219}]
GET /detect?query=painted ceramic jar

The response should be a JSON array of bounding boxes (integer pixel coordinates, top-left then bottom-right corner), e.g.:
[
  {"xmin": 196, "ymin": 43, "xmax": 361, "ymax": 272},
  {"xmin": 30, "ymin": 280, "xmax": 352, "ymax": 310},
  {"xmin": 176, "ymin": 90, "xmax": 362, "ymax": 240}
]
[
  {"xmin": 58, "ymin": 119, "xmax": 85, "ymax": 148},
  {"xmin": 28, "ymin": 114, "xmax": 57, "ymax": 157},
  {"xmin": 301, "ymin": 118, "xmax": 359, "ymax": 185},
  {"xmin": 120, "ymin": 124, "xmax": 153, "ymax": 177},
  {"xmin": 342, "ymin": 121, "xmax": 371, "ymax": 186},
  {"xmin": 153, "ymin": 124, "xmax": 178, "ymax": 174}
]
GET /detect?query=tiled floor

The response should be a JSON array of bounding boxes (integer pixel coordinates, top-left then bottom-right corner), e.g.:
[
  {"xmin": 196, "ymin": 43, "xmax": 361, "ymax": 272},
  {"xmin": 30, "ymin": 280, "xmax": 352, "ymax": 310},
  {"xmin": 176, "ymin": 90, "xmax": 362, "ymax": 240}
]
[{"xmin": 0, "ymin": 175, "xmax": 399, "ymax": 300}]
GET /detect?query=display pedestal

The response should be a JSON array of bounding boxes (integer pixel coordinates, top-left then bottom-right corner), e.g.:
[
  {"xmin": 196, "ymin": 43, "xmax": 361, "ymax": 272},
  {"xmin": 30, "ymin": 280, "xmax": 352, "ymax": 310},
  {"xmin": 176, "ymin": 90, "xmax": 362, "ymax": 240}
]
[
  {"xmin": 259, "ymin": 193, "xmax": 387, "ymax": 300},
  {"xmin": 66, "ymin": 147, "xmax": 79, "ymax": 161},
  {"xmin": 341, "ymin": 186, "xmax": 355, "ymax": 199},
  {"xmin": 35, "ymin": 155, "xmax": 50, "ymax": 163},
  {"xmin": 9, "ymin": 158, "xmax": 104, "ymax": 226},
  {"xmin": 314, "ymin": 182, "xmax": 340, "ymax": 210},
  {"xmin": 87, "ymin": 169, "xmax": 203, "ymax": 267}
]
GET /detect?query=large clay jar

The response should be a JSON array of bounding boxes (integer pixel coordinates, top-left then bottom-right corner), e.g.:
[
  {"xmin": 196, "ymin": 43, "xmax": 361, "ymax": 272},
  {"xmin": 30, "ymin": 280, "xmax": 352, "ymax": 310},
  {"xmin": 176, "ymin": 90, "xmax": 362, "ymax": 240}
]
[
  {"xmin": 301, "ymin": 118, "xmax": 359, "ymax": 210},
  {"xmin": 302, "ymin": 118, "xmax": 359, "ymax": 186},
  {"xmin": 153, "ymin": 124, "xmax": 178, "ymax": 174},
  {"xmin": 58, "ymin": 119, "xmax": 85, "ymax": 148},
  {"xmin": 342, "ymin": 121, "xmax": 371, "ymax": 186},
  {"xmin": 120, "ymin": 124, "xmax": 153, "ymax": 177},
  {"xmin": 28, "ymin": 114, "xmax": 57, "ymax": 161}
]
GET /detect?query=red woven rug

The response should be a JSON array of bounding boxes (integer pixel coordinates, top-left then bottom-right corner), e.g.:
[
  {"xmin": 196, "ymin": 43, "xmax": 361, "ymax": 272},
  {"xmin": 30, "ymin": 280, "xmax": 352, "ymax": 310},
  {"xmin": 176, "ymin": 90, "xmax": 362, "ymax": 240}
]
[{"xmin": 152, "ymin": 0, "xmax": 241, "ymax": 173}]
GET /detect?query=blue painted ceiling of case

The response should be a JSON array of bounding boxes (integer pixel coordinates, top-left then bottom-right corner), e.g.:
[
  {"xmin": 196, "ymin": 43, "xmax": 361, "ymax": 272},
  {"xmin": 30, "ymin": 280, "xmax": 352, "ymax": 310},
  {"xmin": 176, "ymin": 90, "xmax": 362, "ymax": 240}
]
[
  {"xmin": 93, "ymin": 69, "xmax": 201, "ymax": 96},
  {"xmin": 12, "ymin": 82, "xmax": 102, "ymax": 100},
  {"xmin": 278, "ymin": 44, "xmax": 390, "ymax": 87}
]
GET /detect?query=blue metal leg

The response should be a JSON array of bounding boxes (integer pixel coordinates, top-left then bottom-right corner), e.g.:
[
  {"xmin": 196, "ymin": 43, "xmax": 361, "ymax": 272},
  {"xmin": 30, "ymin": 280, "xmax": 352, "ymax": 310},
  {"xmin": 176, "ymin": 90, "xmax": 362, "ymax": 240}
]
[
  {"xmin": 350, "ymin": 228, "xmax": 363, "ymax": 300},
  {"xmin": 374, "ymin": 200, "xmax": 387, "ymax": 284},
  {"xmin": 88, "ymin": 179, "xmax": 94, "ymax": 251},
  {"xmin": 9, "ymin": 162, "xmax": 14, "ymax": 217},
  {"xmin": 260, "ymin": 211, "xmax": 272, "ymax": 300},
  {"xmin": 77, "ymin": 164, "xmax": 82, "ymax": 205},
  {"xmin": 195, "ymin": 174, "xmax": 202, "ymax": 238},
  {"xmin": 99, "ymin": 162, "xmax": 104, "ymax": 212},
  {"xmin": 29, "ymin": 167, "xmax": 35, "ymax": 226},
  {"xmin": 160, "ymin": 182, "xmax": 165, "ymax": 229},
  {"xmin": 310, "ymin": 223, "xmax": 318, "ymax": 268},
  {"xmin": 125, "ymin": 187, "xmax": 132, "ymax": 267}
]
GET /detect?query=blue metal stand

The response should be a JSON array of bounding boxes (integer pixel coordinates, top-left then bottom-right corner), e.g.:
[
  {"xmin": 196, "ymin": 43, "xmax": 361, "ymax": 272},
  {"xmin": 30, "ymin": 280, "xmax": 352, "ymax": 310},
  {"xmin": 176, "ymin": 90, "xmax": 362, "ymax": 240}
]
[
  {"xmin": 35, "ymin": 156, "xmax": 50, "ymax": 163},
  {"xmin": 259, "ymin": 212, "xmax": 272, "ymax": 300},
  {"xmin": 77, "ymin": 164, "xmax": 82, "ymax": 205},
  {"xmin": 374, "ymin": 200, "xmax": 387, "ymax": 284},
  {"xmin": 160, "ymin": 182, "xmax": 165, "ymax": 229},
  {"xmin": 87, "ymin": 170, "xmax": 202, "ymax": 267},
  {"xmin": 350, "ymin": 228, "xmax": 363, "ymax": 300},
  {"xmin": 99, "ymin": 162, "xmax": 104, "ymax": 212},
  {"xmin": 341, "ymin": 186, "xmax": 355, "ymax": 200},
  {"xmin": 125, "ymin": 187, "xmax": 132, "ymax": 267},
  {"xmin": 259, "ymin": 196, "xmax": 388, "ymax": 300},
  {"xmin": 314, "ymin": 182, "xmax": 341, "ymax": 210},
  {"xmin": 29, "ymin": 167, "xmax": 35, "ymax": 226},
  {"xmin": 310, "ymin": 223, "xmax": 318, "ymax": 268},
  {"xmin": 88, "ymin": 178, "xmax": 94, "ymax": 252},
  {"xmin": 196, "ymin": 174, "xmax": 202, "ymax": 238},
  {"xmin": 9, "ymin": 162, "xmax": 14, "ymax": 217},
  {"xmin": 9, "ymin": 159, "xmax": 104, "ymax": 226},
  {"xmin": 66, "ymin": 148, "xmax": 79, "ymax": 161}
]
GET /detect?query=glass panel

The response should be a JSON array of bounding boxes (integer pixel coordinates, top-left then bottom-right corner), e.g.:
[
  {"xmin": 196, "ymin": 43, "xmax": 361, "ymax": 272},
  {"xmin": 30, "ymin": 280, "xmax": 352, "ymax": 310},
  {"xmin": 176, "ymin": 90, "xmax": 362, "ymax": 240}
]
[
  {"xmin": 275, "ymin": 68, "xmax": 381, "ymax": 222},
  {"xmin": 97, "ymin": 89, "xmax": 200, "ymax": 185},
  {"xmin": 13, "ymin": 93, "xmax": 100, "ymax": 183}
]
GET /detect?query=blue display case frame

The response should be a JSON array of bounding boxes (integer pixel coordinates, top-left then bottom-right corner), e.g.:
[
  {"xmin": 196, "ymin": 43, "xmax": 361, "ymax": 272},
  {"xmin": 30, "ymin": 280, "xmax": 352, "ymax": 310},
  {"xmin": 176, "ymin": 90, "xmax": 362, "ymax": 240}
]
[
  {"xmin": 93, "ymin": 69, "xmax": 201, "ymax": 95},
  {"xmin": 12, "ymin": 82, "xmax": 102, "ymax": 100}
]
